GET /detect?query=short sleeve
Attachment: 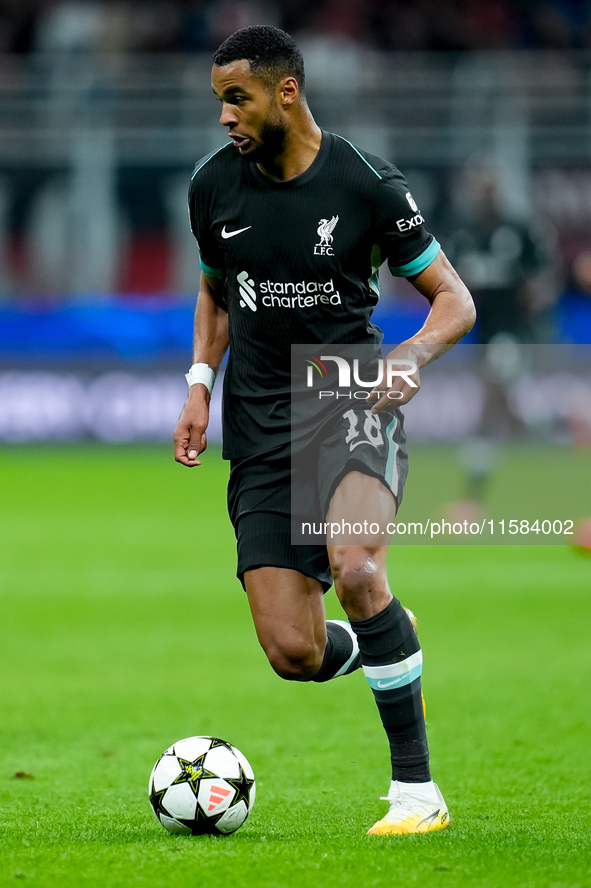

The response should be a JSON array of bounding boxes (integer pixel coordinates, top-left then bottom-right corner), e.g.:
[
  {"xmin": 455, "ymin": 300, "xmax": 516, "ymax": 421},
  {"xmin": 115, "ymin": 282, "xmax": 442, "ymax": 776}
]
[
  {"xmin": 374, "ymin": 167, "xmax": 440, "ymax": 278},
  {"xmin": 188, "ymin": 167, "xmax": 226, "ymax": 281}
]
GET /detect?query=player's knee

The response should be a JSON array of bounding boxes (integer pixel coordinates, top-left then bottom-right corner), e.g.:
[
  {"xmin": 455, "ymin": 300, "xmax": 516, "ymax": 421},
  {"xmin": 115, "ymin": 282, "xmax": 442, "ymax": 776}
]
[
  {"xmin": 333, "ymin": 552, "xmax": 377, "ymax": 594},
  {"xmin": 262, "ymin": 638, "xmax": 321, "ymax": 682},
  {"xmin": 332, "ymin": 551, "xmax": 384, "ymax": 611}
]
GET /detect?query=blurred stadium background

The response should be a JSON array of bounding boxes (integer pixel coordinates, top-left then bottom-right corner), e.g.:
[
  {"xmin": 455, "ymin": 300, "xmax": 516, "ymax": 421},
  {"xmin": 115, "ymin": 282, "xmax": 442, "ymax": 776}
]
[{"xmin": 0, "ymin": 0, "xmax": 590, "ymax": 448}]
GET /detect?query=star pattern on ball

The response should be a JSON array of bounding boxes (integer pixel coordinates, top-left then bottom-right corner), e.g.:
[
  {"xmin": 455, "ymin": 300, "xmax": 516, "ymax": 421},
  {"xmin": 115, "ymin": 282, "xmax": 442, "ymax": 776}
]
[
  {"xmin": 149, "ymin": 737, "xmax": 255, "ymax": 836},
  {"xmin": 174, "ymin": 753, "xmax": 216, "ymax": 793},
  {"xmin": 185, "ymin": 804, "xmax": 224, "ymax": 835},
  {"xmin": 209, "ymin": 738, "xmax": 232, "ymax": 750},
  {"xmin": 227, "ymin": 764, "xmax": 255, "ymax": 808},
  {"xmin": 149, "ymin": 785, "xmax": 171, "ymax": 821}
]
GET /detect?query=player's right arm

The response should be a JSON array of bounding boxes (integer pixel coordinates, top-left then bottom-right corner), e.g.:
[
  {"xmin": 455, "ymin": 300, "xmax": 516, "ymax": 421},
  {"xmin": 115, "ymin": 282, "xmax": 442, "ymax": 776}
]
[{"xmin": 173, "ymin": 272, "xmax": 229, "ymax": 467}]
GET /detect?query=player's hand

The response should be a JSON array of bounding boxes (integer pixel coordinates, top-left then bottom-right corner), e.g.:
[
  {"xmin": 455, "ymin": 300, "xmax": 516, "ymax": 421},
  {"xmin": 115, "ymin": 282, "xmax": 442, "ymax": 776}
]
[
  {"xmin": 367, "ymin": 344, "xmax": 422, "ymax": 413},
  {"xmin": 173, "ymin": 386, "xmax": 210, "ymax": 467}
]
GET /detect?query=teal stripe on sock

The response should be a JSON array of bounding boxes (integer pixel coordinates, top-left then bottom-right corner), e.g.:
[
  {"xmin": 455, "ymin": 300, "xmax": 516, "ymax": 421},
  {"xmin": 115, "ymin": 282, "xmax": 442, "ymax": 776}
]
[{"xmin": 364, "ymin": 662, "xmax": 423, "ymax": 691}]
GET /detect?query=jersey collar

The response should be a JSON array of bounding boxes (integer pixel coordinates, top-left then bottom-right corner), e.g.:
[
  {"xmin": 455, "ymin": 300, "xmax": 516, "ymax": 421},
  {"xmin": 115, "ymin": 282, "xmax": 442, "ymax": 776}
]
[{"xmin": 248, "ymin": 131, "xmax": 332, "ymax": 190}]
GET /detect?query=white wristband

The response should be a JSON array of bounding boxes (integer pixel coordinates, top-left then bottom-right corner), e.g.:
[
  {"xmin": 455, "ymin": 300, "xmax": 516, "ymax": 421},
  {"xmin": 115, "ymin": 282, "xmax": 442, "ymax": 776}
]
[{"xmin": 185, "ymin": 363, "xmax": 215, "ymax": 394}]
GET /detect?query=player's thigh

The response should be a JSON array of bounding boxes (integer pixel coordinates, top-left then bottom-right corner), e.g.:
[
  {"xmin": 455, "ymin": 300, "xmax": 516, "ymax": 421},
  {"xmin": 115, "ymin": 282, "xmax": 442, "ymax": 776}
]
[
  {"xmin": 326, "ymin": 469, "xmax": 398, "ymax": 545},
  {"xmin": 326, "ymin": 472, "xmax": 396, "ymax": 619},
  {"xmin": 244, "ymin": 566, "xmax": 327, "ymax": 673}
]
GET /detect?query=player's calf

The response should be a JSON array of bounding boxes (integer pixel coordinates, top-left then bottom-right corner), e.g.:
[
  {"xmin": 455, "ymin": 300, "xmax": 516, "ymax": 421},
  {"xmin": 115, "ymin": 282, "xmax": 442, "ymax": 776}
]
[
  {"xmin": 312, "ymin": 619, "xmax": 360, "ymax": 682},
  {"xmin": 351, "ymin": 597, "xmax": 431, "ymax": 783}
]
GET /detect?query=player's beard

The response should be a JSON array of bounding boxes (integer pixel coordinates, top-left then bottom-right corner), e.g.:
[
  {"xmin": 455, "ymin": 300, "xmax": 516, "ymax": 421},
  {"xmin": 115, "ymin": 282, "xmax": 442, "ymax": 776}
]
[{"xmin": 246, "ymin": 111, "xmax": 288, "ymax": 164}]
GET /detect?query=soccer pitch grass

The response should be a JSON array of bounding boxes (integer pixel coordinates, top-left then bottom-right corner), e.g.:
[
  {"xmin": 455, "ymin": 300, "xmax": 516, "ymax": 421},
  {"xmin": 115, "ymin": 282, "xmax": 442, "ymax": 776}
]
[{"xmin": 1, "ymin": 445, "xmax": 590, "ymax": 888}]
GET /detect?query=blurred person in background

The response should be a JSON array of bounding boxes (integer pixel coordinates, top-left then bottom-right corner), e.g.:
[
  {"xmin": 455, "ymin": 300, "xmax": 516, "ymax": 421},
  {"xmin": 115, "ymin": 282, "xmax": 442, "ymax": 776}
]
[
  {"xmin": 444, "ymin": 161, "xmax": 558, "ymax": 346},
  {"xmin": 442, "ymin": 161, "xmax": 561, "ymax": 520}
]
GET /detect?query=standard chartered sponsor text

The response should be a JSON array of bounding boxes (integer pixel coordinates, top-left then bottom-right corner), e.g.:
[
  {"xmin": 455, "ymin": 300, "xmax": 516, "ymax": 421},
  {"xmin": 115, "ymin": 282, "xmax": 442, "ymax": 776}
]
[
  {"xmin": 238, "ymin": 269, "xmax": 343, "ymax": 309},
  {"xmin": 261, "ymin": 278, "xmax": 341, "ymax": 308}
]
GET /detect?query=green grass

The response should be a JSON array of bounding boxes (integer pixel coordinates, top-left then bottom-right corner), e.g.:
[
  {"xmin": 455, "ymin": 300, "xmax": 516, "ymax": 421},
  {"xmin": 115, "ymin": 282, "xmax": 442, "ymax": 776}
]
[{"xmin": 0, "ymin": 445, "xmax": 590, "ymax": 887}]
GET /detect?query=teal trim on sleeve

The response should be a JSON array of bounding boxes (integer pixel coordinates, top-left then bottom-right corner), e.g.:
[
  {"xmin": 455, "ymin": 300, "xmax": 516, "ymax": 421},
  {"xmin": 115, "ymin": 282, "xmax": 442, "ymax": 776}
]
[
  {"xmin": 389, "ymin": 238, "xmax": 441, "ymax": 278},
  {"xmin": 200, "ymin": 258, "xmax": 225, "ymax": 280}
]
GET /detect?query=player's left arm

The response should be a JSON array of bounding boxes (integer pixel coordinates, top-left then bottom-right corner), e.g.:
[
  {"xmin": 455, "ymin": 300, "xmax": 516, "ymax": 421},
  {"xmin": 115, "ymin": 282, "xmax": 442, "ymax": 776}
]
[{"xmin": 369, "ymin": 250, "xmax": 476, "ymax": 412}]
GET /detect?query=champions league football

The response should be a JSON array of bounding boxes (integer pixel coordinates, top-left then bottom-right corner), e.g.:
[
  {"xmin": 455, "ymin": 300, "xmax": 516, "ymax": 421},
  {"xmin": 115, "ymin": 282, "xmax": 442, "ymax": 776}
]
[{"xmin": 149, "ymin": 736, "xmax": 256, "ymax": 836}]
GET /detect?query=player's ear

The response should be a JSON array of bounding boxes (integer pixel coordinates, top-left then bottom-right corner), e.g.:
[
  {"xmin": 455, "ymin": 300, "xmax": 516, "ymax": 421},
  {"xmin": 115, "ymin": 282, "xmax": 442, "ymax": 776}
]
[{"xmin": 278, "ymin": 76, "xmax": 299, "ymax": 107}]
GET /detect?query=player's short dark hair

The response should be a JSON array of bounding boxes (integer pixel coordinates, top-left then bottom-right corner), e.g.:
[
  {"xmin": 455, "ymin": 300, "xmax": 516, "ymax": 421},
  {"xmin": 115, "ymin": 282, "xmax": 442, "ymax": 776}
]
[{"xmin": 213, "ymin": 26, "xmax": 306, "ymax": 95}]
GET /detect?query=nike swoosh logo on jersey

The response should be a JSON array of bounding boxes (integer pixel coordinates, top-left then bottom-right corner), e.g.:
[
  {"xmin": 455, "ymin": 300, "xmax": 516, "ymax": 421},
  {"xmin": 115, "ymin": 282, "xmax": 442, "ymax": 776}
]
[{"xmin": 221, "ymin": 225, "xmax": 252, "ymax": 239}]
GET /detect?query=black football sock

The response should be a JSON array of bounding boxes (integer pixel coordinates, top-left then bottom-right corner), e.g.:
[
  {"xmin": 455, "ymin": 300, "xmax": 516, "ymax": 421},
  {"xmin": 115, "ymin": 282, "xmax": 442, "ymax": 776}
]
[
  {"xmin": 351, "ymin": 598, "xmax": 431, "ymax": 783},
  {"xmin": 312, "ymin": 620, "xmax": 361, "ymax": 683}
]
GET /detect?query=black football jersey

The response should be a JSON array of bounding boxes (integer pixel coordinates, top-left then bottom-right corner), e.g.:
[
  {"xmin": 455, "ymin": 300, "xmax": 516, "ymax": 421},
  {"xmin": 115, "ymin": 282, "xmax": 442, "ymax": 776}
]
[{"xmin": 188, "ymin": 131, "xmax": 440, "ymax": 458}]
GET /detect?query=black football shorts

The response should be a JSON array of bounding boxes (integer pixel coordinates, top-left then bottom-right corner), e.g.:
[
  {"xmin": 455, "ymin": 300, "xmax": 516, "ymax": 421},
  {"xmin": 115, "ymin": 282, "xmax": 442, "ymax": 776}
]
[{"xmin": 227, "ymin": 407, "xmax": 408, "ymax": 591}]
